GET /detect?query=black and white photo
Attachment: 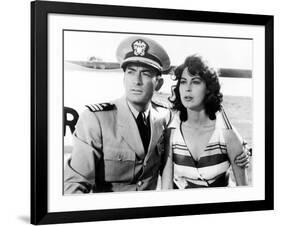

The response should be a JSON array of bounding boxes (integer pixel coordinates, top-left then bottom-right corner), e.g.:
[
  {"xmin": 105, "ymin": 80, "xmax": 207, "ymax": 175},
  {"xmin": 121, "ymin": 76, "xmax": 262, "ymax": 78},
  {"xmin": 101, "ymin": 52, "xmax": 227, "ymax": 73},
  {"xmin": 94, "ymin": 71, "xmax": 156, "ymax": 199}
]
[
  {"xmin": 63, "ymin": 32, "xmax": 252, "ymax": 193},
  {"xmin": 31, "ymin": 1, "xmax": 273, "ymax": 224}
]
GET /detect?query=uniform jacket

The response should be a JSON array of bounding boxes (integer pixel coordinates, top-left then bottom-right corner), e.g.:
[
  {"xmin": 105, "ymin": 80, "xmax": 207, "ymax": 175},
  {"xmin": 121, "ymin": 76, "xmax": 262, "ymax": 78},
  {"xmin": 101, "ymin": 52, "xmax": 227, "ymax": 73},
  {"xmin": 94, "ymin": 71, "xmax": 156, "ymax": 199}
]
[{"xmin": 64, "ymin": 97, "xmax": 170, "ymax": 194}]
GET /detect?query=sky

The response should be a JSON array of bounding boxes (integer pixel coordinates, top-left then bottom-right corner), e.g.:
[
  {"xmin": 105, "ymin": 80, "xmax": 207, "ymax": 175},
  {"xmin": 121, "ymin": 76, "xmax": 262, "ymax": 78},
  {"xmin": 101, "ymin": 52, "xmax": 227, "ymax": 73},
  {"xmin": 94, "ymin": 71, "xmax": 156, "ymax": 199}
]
[{"xmin": 64, "ymin": 30, "xmax": 253, "ymax": 70}]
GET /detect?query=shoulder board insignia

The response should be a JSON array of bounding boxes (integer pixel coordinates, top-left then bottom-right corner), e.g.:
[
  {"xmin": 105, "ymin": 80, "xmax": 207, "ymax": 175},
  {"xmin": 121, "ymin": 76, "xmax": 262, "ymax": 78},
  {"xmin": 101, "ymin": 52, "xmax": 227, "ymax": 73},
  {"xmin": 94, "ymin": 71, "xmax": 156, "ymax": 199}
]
[{"xmin": 86, "ymin": 103, "xmax": 115, "ymax": 112}]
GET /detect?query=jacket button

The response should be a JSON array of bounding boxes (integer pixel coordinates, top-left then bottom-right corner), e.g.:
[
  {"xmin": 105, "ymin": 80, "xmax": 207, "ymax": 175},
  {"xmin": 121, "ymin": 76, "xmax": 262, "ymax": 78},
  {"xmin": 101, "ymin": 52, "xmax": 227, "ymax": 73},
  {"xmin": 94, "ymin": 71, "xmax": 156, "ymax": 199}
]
[{"xmin": 137, "ymin": 181, "xmax": 143, "ymax": 186}]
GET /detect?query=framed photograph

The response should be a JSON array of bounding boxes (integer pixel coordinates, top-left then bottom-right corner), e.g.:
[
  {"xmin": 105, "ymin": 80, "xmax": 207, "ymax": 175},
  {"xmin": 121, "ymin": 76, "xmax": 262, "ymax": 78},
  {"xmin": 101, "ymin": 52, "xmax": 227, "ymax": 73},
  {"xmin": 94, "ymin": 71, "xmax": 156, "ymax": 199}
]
[{"xmin": 31, "ymin": 0, "xmax": 274, "ymax": 224}]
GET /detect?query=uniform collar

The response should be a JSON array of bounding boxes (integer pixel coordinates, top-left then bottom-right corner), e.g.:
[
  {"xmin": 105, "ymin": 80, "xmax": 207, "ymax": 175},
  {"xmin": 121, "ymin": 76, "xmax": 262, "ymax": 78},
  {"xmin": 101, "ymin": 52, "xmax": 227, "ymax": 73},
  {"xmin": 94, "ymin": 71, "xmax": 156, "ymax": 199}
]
[{"xmin": 127, "ymin": 101, "xmax": 151, "ymax": 121}]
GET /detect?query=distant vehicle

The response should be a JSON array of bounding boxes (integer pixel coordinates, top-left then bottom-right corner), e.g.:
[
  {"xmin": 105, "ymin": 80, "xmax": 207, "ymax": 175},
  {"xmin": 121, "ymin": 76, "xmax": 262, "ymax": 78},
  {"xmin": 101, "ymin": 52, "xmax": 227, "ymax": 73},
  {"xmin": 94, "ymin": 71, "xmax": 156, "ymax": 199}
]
[
  {"xmin": 67, "ymin": 56, "xmax": 120, "ymax": 70},
  {"xmin": 67, "ymin": 58, "xmax": 252, "ymax": 78}
]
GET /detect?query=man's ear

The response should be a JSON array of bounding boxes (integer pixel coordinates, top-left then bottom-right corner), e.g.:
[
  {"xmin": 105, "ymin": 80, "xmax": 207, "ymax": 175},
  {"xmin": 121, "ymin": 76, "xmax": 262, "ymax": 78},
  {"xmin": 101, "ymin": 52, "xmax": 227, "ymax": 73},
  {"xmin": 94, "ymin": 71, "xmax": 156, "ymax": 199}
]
[{"xmin": 155, "ymin": 77, "xmax": 164, "ymax": 91}]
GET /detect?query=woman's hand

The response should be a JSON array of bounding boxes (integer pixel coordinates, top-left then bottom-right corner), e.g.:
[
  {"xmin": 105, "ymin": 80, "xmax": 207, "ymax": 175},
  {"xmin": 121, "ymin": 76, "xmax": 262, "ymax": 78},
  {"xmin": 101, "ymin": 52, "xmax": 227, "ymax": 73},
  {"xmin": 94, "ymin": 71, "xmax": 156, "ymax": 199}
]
[{"xmin": 234, "ymin": 147, "xmax": 251, "ymax": 168}]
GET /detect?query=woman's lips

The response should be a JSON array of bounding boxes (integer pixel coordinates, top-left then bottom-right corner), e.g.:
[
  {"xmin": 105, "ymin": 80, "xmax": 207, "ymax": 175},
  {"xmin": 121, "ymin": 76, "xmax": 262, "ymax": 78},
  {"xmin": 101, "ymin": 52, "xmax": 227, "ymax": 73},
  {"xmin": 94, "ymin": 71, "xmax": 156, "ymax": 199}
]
[{"xmin": 184, "ymin": 96, "xmax": 193, "ymax": 101}]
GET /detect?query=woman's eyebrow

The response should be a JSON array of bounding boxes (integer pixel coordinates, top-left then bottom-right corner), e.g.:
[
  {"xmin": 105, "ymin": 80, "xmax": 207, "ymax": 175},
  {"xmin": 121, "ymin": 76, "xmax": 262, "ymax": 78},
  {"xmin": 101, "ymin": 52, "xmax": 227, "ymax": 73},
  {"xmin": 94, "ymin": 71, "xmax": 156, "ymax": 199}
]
[{"xmin": 191, "ymin": 76, "xmax": 202, "ymax": 80}]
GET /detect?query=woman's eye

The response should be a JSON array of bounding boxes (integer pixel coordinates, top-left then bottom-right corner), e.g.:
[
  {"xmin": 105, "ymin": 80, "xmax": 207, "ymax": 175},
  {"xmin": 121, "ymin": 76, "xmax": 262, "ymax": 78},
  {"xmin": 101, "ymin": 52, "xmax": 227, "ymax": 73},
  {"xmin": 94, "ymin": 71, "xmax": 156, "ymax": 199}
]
[
  {"xmin": 192, "ymin": 80, "xmax": 201, "ymax": 84},
  {"xmin": 180, "ymin": 80, "xmax": 186, "ymax": 84}
]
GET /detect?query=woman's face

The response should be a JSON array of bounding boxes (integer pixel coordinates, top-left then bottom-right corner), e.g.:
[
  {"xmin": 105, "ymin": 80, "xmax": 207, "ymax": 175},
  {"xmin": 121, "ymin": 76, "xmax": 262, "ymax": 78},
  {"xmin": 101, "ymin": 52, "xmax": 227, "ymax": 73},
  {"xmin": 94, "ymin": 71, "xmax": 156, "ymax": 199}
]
[{"xmin": 179, "ymin": 67, "xmax": 207, "ymax": 111}]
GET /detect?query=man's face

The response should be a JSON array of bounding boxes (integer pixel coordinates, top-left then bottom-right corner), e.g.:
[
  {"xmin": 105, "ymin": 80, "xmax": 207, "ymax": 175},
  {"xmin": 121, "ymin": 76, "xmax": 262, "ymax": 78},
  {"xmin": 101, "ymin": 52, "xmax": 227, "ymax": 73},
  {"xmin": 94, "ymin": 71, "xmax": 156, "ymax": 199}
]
[{"xmin": 124, "ymin": 63, "xmax": 160, "ymax": 109}]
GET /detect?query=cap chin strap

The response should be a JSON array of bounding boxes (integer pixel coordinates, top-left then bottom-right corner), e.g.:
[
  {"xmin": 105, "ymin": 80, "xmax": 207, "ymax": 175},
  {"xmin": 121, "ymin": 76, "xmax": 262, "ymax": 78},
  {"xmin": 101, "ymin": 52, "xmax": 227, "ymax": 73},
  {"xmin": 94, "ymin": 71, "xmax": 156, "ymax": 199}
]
[
  {"xmin": 125, "ymin": 51, "xmax": 162, "ymax": 67},
  {"xmin": 122, "ymin": 59, "xmax": 162, "ymax": 74}
]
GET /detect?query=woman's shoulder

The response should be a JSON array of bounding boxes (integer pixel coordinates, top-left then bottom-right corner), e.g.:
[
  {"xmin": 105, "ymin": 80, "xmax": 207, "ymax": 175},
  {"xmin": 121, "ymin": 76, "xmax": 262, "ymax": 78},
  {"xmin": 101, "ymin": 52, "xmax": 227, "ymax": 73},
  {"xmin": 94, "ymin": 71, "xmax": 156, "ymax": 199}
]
[{"xmin": 215, "ymin": 109, "xmax": 234, "ymax": 130}]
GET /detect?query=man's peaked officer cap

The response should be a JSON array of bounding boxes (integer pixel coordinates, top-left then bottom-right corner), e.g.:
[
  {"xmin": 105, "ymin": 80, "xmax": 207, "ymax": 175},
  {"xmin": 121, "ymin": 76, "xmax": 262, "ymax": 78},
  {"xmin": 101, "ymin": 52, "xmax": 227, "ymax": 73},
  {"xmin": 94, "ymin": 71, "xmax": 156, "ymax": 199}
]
[{"xmin": 116, "ymin": 36, "xmax": 171, "ymax": 73}]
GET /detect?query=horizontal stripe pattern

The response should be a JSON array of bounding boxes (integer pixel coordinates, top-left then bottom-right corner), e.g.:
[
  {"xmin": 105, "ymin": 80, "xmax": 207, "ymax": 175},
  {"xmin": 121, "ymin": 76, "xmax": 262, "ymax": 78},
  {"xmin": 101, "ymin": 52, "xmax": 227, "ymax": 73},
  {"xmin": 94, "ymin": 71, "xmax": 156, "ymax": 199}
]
[
  {"xmin": 205, "ymin": 142, "xmax": 227, "ymax": 151},
  {"xmin": 173, "ymin": 148, "xmax": 191, "ymax": 156},
  {"xmin": 185, "ymin": 179, "xmax": 208, "ymax": 187},
  {"xmin": 197, "ymin": 161, "xmax": 230, "ymax": 180},
  {"xmin": 174, "ymin": 177, "xmax": 209, "ymax": 188},
  {"xmin": 172, "ymin": 143, "xmax": 189, "ymax": 152},
  {"xmin": 173, "ymin": 153, "xmax": 195, "ymax": 167},
  {"xmin": 200, "ymin": 147, "xmax": 226, "ymax": 158},
  {"xmin": 170, "ymin": 112, "xmax": 231, "ymax": 188},
  {"xmin": 173, "ymin": 160, "xmax": 230, "ymax": 181},
  {"xmin": 197, "ymin": 153, "xmax": 229, "ymax": 168},
  {"xmin": 174, "ymin": 164, "xmax": 199, "ymax": 179},
  {"xmin": 174, "ymin": 172, "xmax": 229, "ymax": 188}
]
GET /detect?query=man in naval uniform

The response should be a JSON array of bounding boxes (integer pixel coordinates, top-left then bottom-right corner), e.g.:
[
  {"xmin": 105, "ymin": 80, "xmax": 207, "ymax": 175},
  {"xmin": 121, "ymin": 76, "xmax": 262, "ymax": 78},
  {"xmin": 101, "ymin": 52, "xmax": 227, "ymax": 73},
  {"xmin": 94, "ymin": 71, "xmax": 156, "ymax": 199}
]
[
  {"xmin": 64, "ymin": 36, "xmax": 172, "ymax": 193},
  {"xmin": 64, "ymin": 36, "xmax": 250, "ymax": 194}
]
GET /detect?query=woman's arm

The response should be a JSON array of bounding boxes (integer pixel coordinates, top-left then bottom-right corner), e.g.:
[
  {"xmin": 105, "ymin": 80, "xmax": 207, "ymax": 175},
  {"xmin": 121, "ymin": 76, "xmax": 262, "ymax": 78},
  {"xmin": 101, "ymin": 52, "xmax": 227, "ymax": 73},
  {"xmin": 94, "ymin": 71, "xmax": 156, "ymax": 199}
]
[
  {"xmin": 161, "ymin": 129, "xmax": 174, "ymax": 189},
  {"xmin": 224, "ymin": 129, "xmax": 248, "ymax": 186},
  {"xmin": 219, "ymin": 108, "xmax": 250, "ymax": 168}
]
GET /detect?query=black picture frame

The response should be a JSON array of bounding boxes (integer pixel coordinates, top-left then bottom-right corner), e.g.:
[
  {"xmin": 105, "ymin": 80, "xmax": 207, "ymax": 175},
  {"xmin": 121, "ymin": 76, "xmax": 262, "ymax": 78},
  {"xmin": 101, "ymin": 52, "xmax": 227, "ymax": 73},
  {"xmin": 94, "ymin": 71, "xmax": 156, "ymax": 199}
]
[{"xmin": 31, "ymin": 0, "xmax": 274, "ymax": 224}]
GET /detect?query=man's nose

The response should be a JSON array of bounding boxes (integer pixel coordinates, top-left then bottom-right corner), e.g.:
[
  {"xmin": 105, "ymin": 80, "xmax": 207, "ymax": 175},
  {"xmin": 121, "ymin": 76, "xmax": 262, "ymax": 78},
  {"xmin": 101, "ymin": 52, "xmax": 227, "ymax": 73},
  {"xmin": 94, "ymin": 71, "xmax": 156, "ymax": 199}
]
[{"xmin": 134, "ymin": 73, "xmax": 142, "ymax": 85}]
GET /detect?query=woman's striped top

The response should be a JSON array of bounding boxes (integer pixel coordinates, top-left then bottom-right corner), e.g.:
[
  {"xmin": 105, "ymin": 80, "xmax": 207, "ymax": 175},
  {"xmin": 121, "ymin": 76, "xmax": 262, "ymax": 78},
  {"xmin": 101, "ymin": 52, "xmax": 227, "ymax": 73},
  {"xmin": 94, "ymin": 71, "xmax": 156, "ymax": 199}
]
[{"xmin": 168, "ymin": 110, "xmax": 232, "ymax": 188}]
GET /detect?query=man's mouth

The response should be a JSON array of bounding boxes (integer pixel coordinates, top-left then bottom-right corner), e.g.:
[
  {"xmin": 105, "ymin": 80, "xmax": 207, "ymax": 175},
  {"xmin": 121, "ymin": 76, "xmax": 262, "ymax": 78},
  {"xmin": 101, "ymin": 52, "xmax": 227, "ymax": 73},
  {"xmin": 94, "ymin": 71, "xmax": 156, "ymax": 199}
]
[
  {"xmin": 131, "ymin": 89, "xmax": 142, "ymax": 93},
  {"xmin": 131, "ymin": 89, "xmax": 143, "ymax": 94}
]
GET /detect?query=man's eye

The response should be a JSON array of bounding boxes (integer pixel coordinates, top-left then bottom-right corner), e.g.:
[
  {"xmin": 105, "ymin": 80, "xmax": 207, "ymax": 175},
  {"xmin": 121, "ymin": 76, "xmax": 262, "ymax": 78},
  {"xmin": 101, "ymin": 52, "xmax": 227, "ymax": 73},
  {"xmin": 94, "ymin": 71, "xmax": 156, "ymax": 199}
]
[{"xmin": 142, "ymin": 72, "xmax": 152, "ymax": 77}]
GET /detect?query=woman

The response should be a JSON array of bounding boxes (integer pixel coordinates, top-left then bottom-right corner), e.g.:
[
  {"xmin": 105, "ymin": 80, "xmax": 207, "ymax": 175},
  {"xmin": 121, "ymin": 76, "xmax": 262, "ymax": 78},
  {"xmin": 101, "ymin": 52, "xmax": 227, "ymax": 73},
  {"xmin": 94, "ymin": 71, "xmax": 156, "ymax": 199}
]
[{"xmin": 162, "ymin": 55, "xmax": 248, "ymax": 189}]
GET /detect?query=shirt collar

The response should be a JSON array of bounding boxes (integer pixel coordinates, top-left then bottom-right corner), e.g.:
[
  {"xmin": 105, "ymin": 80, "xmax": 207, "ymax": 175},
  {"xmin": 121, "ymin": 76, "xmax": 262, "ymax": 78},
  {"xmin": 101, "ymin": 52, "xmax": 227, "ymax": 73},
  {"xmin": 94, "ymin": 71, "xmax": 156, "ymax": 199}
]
[{"xmin": 127, "ymin": 101, "xmax": 151, "ymax": 121}]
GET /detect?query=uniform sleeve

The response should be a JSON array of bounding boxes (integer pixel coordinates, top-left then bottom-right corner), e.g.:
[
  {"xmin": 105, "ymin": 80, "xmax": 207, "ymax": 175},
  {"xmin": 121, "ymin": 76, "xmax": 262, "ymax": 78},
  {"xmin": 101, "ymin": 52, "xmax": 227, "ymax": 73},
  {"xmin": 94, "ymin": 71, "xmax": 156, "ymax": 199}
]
[{"xmin": 64, "ymin": 110, "xmax": 103, "ymax": 194}]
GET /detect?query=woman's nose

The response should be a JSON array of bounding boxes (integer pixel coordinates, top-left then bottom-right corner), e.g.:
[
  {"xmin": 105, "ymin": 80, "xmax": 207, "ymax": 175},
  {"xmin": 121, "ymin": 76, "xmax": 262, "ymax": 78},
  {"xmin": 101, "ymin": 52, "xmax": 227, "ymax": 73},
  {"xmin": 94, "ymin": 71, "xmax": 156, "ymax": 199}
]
[{"xmin": 186, "ymin": 82, "xmax": 191, "ymax": 91}]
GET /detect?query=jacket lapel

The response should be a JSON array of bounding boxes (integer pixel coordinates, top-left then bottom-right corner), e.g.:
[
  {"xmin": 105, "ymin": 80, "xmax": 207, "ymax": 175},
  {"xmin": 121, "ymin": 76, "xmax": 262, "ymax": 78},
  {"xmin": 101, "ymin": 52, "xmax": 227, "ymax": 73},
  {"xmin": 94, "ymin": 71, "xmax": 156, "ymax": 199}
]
[
  {"xmin": 115, "ymin": 98, "xmax": 145, "ymax": 159},
  {"xmin": 144, "ymin": 106, "xmax": 164, "ymax": 161}
]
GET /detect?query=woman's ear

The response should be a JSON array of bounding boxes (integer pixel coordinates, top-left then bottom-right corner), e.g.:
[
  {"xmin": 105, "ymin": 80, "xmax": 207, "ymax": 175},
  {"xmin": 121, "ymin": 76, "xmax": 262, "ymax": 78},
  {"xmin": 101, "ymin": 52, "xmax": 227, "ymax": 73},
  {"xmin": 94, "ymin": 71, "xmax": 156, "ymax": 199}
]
[{"xmin": 155, "ymin": 77, "xmax": 164, "ymax": 91}]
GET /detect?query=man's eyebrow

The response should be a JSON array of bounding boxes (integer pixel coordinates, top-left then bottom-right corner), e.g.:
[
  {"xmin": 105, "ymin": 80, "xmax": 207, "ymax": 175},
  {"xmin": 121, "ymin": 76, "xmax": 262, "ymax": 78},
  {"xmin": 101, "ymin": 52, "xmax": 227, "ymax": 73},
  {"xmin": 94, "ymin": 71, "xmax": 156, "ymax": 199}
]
[
  {"xmin": 142, "ymin": 69, "xmax": 154, "ymax": 73},
  {"xmin": 126, "ymin": 66, "xmax": 156, "ymax": 74},
  {"xmin": 126, "ymin": 66, "xmax": 136, "ymax": 71}
]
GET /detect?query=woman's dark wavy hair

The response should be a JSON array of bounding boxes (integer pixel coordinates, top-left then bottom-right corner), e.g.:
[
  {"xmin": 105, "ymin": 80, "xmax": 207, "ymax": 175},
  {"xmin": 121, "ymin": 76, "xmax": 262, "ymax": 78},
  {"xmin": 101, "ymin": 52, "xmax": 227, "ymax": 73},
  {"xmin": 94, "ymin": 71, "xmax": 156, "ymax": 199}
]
[{"xmin": 169, "ymin": 54, "xmax": 223, "ymax": 121}]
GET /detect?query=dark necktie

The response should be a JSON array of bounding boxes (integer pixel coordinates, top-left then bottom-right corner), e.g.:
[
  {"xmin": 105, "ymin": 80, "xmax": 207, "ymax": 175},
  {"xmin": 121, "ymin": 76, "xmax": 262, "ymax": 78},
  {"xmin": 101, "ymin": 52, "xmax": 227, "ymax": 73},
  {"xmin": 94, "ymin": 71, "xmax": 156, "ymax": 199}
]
[{"xmin": 136, "ymin": 112, "xmax": 151, "ymax": 153}]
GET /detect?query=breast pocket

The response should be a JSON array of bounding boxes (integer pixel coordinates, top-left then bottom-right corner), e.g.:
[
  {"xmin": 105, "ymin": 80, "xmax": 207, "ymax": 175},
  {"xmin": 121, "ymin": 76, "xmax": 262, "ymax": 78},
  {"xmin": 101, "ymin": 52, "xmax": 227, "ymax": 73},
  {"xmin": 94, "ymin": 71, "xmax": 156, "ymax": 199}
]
[{"xmin": 103, "ymin": 148, "xmax": 135, "ymax": 182}]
